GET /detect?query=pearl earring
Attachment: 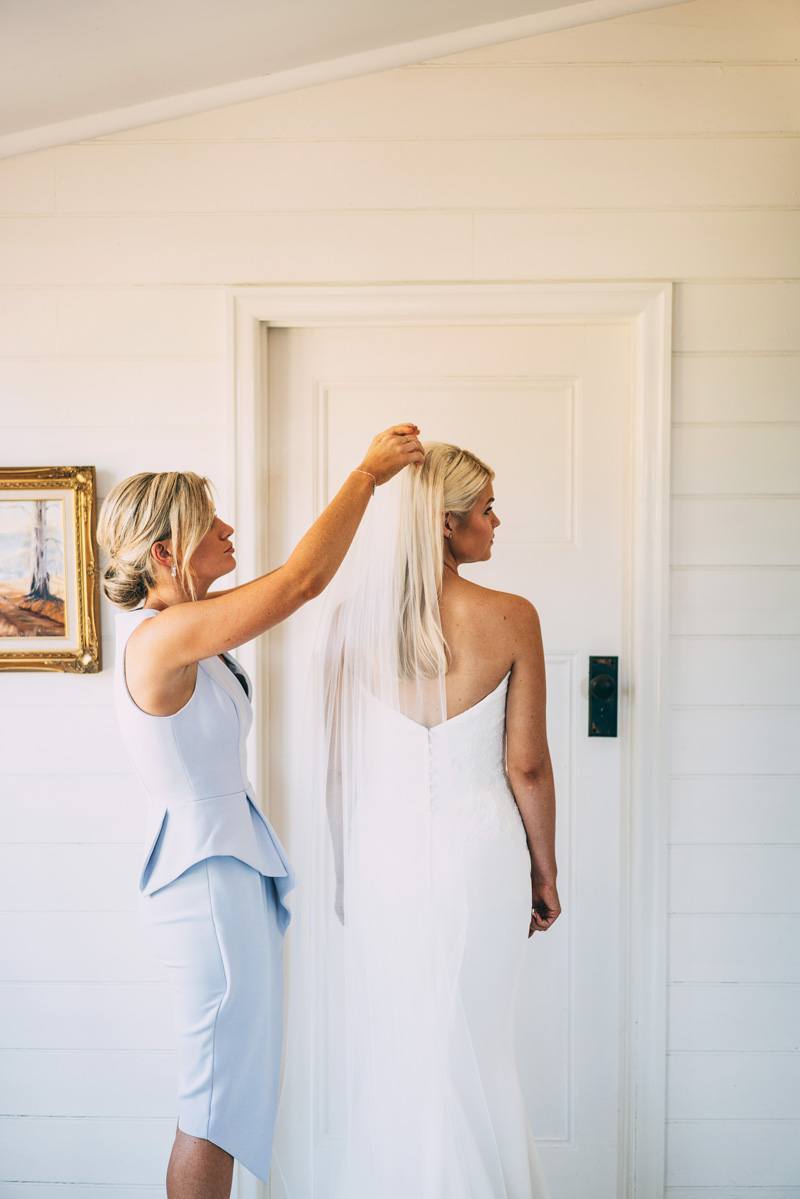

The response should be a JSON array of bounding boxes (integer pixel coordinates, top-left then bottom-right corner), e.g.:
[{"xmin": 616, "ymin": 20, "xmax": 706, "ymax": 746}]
[{"xmin": 170, "ymin": 564, "xmax": 177, "ymax": 578}]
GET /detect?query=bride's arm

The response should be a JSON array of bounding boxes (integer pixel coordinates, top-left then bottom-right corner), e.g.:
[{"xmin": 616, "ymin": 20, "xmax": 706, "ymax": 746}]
[{"xmin": 505, "ymin": 598, "xmax": 560, "ymax": 928}]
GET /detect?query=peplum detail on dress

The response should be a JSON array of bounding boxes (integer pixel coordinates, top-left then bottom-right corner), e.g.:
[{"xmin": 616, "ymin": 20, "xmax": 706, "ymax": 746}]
[
  {"xmin": 139, "ymin": 789, "xmax": 293, "ymax": 933},
  {"xmin": 114, "ymin": 606, "xmax": 295, "ymax": 933}
]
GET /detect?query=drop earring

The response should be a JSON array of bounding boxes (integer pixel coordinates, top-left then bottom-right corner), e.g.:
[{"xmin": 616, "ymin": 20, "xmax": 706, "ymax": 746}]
[{"xmin": 170, "ymin": 563, "xmax": 177, "ymax": 578}]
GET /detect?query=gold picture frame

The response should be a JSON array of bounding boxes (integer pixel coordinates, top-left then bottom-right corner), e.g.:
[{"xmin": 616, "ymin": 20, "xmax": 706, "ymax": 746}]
[{"xmin": 0, "ymin": 466, "xmax": 102, "ymax": 673}]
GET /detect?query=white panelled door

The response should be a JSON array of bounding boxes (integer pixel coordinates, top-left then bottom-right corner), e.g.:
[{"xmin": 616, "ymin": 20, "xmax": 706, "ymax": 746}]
[{"xmin": 267, "ymin": 321, "xmax": 631, "ymax": 1199}]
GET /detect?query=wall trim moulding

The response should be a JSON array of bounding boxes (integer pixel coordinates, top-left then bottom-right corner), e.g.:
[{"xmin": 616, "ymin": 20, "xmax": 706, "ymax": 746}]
[
  {"xmin": 2, "ymin": 0, "xmax": 688, "ymax": 161},
  {"xmin": 228, "ymin": 279, "xmax": 672, "ymax": 1199}
]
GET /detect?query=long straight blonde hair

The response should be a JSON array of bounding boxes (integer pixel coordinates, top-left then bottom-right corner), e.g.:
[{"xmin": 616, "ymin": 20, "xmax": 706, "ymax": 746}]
[
  {"xmin": 395, "ymin": 442, "xmax": 493, "ymax": 678},
  {"xmin": 97, "ymin": 471, "xmax": 216, "ymax": 609}
]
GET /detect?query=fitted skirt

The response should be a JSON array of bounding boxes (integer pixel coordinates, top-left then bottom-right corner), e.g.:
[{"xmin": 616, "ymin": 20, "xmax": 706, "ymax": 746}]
[
  {"xmin": 337, "ymin": 783, "xmax": 551, "ymax": 1199},
  {"xmin": 137, "ymin": 854, "xmax": 285, "ymax": 1182}
]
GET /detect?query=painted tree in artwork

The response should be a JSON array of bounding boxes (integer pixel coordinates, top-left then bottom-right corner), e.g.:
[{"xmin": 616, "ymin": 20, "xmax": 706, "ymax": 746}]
[{"xmin": 26, "ymin": 499, "xmax": 54, "ymax": 601}]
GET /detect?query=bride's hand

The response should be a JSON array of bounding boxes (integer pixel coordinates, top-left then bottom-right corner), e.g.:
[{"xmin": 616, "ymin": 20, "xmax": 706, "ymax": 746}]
[
  {"xmin": 357, "ymin": 423, "xmax": 425, "ymax": 486},
  {"xmin": 529, "ymin": 877, "xmax": 561, "ymax": 938}
]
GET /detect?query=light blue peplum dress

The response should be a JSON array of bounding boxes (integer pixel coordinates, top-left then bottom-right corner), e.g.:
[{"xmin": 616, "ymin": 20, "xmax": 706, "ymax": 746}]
[{"xmin": 113, "ymin": 605, "xmax": 295, "ymax": 1181}]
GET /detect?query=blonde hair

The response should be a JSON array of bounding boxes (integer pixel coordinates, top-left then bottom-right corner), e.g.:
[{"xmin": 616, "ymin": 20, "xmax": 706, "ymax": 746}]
[
  {"xmin": 96, "ymin": 471, "xmax": 216, "ymax": 610},
  {"xmin": 395, "ymin": 441, "xmax": 493, "ymax": 678}
]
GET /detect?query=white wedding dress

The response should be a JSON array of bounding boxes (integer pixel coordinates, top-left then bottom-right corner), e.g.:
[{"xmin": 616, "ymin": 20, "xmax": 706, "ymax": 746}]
[{"xmin": 335, "ymin": 667, "xmax": 552, "ymax": 1199}]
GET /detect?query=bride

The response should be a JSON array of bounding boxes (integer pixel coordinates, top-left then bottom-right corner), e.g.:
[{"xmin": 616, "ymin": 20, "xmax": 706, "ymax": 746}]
[{"xmin": 309, "ymin": 441, "xmax": 560, "ymax": 1199}]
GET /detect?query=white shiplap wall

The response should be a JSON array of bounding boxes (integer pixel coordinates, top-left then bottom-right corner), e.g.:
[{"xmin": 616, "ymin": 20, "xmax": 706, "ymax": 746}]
[{"xmin": 1, "ymin": 0, "xmax": 798, "ymax": 1194}]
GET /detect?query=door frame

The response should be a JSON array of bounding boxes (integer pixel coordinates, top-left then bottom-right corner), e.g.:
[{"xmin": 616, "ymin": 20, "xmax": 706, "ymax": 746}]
[{"xmin": 225, "ymin": 282, "xmax": 673, "ymax": 1199}]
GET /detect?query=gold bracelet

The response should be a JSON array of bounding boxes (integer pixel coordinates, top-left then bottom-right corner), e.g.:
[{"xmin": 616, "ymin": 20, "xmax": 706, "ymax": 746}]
[{"xmin": 352, "ymin": 468, "xmax": 376, "ymax": 495}]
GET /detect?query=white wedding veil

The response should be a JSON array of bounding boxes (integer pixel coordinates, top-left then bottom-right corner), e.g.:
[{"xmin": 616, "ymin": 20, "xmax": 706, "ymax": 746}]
[{"xmin": 302, "ymin": 444, "xmax": 498, "ymax": 1197}]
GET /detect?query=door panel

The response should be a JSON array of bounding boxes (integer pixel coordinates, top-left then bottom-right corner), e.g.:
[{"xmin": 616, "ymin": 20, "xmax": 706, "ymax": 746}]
[{"xmin": 267, "ymin": 322, "xmax": 630, "ymax": 1198}]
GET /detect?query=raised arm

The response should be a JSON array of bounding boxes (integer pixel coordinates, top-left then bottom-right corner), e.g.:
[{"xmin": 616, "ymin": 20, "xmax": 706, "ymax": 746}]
[
  {"xmin": 504, "ymin": 597, "xmax": 560, "ymax": 936},
  {"xmin": 133, "ymin": 425, "xmax": 423, "ymax": 670}
]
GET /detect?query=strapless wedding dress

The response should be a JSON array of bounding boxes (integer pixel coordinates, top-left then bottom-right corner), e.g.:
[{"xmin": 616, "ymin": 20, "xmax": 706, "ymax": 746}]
[{"xmin": 335, "ymin": 669, "xmax": 552, "ymax": 1199}]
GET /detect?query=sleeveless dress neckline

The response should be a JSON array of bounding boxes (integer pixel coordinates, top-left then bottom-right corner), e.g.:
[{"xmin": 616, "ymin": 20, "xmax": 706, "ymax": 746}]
[{"xmin": 133, "ymin": 604, "xmax": 250, "ymax": 697}]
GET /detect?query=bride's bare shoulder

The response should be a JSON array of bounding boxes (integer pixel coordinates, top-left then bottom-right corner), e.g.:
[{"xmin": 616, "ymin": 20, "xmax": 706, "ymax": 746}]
[{"xmin": 451, "ymin": 577, "xmax": 540, "ymax": 633}]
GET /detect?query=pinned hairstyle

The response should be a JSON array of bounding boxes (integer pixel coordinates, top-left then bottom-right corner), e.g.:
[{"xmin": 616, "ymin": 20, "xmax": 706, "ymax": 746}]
[
  {"xmin": 395, "ymin": 441, "xmax": 493, "ymax": 678},
  {"xmin": 96, "ymin": 471, "xmax": 216, "ymax": 610}
]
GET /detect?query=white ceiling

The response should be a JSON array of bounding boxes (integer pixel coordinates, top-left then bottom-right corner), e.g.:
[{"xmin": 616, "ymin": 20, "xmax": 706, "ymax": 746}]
[{"xmin": 0, "ymin": 0, "xmax": 690, "ymax": 157}]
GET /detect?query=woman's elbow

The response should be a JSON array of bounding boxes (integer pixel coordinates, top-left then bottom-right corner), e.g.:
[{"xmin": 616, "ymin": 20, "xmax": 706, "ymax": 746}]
[
  {"xmin": 286, "ymin": 566, "xmax": 323, "ymax": 604},
  {"xmin": 507, "ymin": 753, "xmax": 551, "ymax": 787},
  {"xmin": 300, "ymin": 573, "xmax": 323, "ymax": 602}
]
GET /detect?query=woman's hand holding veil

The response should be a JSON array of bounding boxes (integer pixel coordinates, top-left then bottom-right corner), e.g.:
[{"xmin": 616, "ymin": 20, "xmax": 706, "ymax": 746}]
[{"xmin": 356, "ymin": 424, "xmax": 425, "ymax": 486}]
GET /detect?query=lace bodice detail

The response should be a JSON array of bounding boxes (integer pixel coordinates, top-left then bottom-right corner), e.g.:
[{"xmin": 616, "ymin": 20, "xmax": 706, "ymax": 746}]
[{"xmin": 357, "ymin": 671, "xmax": 524, "ymax": 841}]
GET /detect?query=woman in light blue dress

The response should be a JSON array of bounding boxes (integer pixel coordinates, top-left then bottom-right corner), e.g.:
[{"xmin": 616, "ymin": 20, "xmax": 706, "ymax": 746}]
[{"xmin": 97, "ymin": 424, "xmax": 423, "ymax": 1198}]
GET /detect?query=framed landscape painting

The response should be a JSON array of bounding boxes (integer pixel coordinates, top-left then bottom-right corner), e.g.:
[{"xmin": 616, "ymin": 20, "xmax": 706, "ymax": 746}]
[{"xmin": 0, "ymin": 466, "xmax": 101, "ymax": 672}]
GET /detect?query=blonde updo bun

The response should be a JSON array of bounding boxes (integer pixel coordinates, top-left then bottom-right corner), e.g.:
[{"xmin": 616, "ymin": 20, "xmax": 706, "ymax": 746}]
[
  {"xmin": 97, "ymin": 471, "xmax": 216, "ymax": 610},
  {"xmin": 102, "ymin": 557, "xmax": 148, "ymax": 611}
]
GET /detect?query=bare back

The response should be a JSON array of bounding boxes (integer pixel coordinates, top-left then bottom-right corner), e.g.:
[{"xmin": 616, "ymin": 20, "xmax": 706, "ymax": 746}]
[{"xmin": 439, "ymin": 574, "xmax": 549, "ymax": 779}]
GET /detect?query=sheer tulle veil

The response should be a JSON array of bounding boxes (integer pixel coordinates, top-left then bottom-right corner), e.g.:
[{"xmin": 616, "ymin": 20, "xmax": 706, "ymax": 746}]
[{"xmin": 301, "ymin": 444, "xmax": 497, "ymax": 1196}]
